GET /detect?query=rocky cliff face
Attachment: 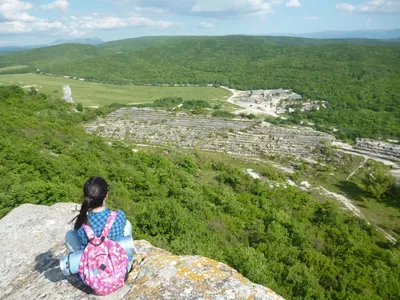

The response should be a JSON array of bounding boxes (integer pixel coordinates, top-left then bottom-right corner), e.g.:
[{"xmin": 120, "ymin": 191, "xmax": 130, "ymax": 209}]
[{"xmin": 0, "ymin": 203, "xmax": 284, "ymax": 300}]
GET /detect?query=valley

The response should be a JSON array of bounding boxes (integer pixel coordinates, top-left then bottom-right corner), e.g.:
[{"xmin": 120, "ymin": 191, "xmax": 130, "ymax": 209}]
[
  {"xmin": 85, "ymin": 106, "xmax": 400, "ymax": 243},
  {"xmin": 0, "ymin": 74, "xmax": 231, "ymax": 107},
  {"xmin": 1, "ymin": 35, "xmax": 398, "ymax": 141},
  {"xmin": 1, "ymin": 65, "xmax": 398, "ymax": 245},
  {"xmin": 1, "ymin": 68, "xmax": 399, "ymax": 245},
  {"xmin": 0, "ymin": 34, "xmax": 399, "ymax": 299}
]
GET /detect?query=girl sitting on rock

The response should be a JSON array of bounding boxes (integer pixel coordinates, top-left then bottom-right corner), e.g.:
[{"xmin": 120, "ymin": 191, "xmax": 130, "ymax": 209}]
[{"xmin": 63, "ymin": 177, "xmax": 134, "ymax": 279}]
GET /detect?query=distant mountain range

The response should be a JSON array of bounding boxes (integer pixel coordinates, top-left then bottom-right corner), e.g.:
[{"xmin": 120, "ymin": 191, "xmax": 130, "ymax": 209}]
[
  {"xmin": 266, "ymin": 29, "xmax": 400, "ymax": 40},
  {"xmin": 49, "ymin": 37, "xmax": 103, "ymax": 46},
  {"xmin": 0, "ymin": 37, "xmax": 103, "ymax": 54},
  {"xmin": 296, "ymin": 29, "xmax": 400, "ymax": 40},
  {"xmin": 1, "ymin": 30, "xmax": 399, "ymax": 54}
]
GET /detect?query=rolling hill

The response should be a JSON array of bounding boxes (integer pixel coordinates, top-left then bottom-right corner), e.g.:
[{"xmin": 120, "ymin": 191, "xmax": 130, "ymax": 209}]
[
  {"xmin": 0, "ymin": 35, "xmax": 399, "ymax": 140},
  {"xmin": 298, "ymin": 29, "xmax": 400, "ymax": 40},
  {"xmin": 0, "ymin": 37, "xmax": 103, "ymax": 54},
  {"xmin": 0, "ymin": 43, "xmax": 100, "ymax": 69}
]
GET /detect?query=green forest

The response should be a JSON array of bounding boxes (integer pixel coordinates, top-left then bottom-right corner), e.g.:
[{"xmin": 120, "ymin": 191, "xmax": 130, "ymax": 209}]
[
  {"xmin": 1, "ymin": 85, "xmax": 399, "ymax": 299},
  {"xmin": 0, "ymin": 36, "xmax": 399, "ymax": 141}
]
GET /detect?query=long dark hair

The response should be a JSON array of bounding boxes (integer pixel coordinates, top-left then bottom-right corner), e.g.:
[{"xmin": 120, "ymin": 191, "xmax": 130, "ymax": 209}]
[{"xmin": 72, "ymin": 177, "xmax": 109, "ymax": 230}]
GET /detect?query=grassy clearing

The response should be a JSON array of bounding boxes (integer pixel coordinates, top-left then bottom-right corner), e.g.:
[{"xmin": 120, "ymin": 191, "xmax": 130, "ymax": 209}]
[
  {"xmin": 356, "ymin": 199, "xmax": 400, "ymax": 235},
  {"xmin": 348, "ymin": 163, "xmax": 400, "ymax": 238},
  {"xmin": 0, "ymin": 74, "xmax": 231, "ymax": 107},
  {"xmin": 102, "ymin": 137, "xmax": 400, "ymax": 240},
  {"xmin": 298, "ymin": 153, "xmax": 400, "ymax": 239},
  {"xmin": 208, "ymin": 99, "xmax": 242, "ymax": 112},
  {"xmin": 0, "ymin": 65, "xmax": 29, "ymax": 72},
  {"xmin": 304, "ymin": 155, "xmax": 365, "ymax": 193},
  {"xmin": 226, "ymin": 151, "xmax": 400, "ymax": 240}
]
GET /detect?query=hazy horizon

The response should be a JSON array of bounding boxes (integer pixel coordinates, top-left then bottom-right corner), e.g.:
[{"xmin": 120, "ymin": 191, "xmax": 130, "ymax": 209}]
[{"xmin": 0, "ymin": 0, "xmax": 399, "ymax": 46}]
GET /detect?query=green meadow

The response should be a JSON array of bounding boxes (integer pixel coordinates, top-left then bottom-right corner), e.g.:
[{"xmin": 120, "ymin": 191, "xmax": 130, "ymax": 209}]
[
  {"xmin": 0, "ymin": 74, "xmax": 231, "ymax": 107},
  {"xmin": 0, "ymin": 65, "xmax": 29, "ymax": 72}
]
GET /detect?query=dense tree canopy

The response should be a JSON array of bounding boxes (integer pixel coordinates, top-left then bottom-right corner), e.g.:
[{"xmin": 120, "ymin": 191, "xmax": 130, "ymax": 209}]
[
  {"xmin": 0, "ymin": 85, "xmax": 399, "ymax": 299},
  {"xmin": 0, "ymin": 36, "xmax": 399, "ymax": 140}
]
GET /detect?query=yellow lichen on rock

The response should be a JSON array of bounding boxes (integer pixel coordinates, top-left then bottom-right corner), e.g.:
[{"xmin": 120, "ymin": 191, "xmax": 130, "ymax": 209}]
[
  {"xmin": 126, "ymin": 240, "xmax": 285, "ymax": 299},
  {"xmin": 0, "ymin": 204, "xmax": 284, "ymax": 300}
]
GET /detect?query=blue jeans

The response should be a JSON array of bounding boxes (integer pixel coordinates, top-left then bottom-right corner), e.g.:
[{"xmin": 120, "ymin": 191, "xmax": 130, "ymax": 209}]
[{"xmin": 65, "ymin": 220, "xmax": 133, "ymax": 252}]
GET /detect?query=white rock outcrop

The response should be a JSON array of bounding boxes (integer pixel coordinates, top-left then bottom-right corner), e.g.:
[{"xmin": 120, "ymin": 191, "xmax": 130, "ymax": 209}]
[{"xmin": 63, "ymin": 85, "xmax": 73, "ymax": 103}]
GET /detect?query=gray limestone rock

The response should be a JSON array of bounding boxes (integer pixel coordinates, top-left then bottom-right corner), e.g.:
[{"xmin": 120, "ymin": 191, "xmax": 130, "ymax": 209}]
[
  {"xmin": 63, "ymin": 85, "xmax": 73, "ymax": 103},
  {"xmin": 84, "ymin": 107, "xmax": 335, "ymax": 161},
  {"xmin": 0, "ymin": 203, "xmax": 284, "ymax": 300}
]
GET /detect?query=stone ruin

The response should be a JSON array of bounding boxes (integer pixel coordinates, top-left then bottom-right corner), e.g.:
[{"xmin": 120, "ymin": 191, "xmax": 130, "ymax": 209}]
[
  {"xmin": 230, "ymin": 89, "xmax": 326, "ymax": 115},
  {"xmin": 355, "ymin": 138, "xmax": 400, "ymax": 161},
  {"xmin": 63, "ymin": 85, "xmax": 73, "ymax": 103},
  {"xmin": 85, "ymin": 107, "xmax": 335, "ymax": 160}
]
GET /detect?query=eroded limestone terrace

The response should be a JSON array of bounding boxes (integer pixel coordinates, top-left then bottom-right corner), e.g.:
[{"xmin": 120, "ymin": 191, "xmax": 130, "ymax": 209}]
[{"xmin": 85, "ymin": 107, "xmax": 335, "ymax": 159}]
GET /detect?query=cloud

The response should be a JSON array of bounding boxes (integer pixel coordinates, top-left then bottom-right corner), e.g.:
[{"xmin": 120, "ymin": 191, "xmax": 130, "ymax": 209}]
[
  {"xmin": 192, "ymin": 0, "xmax": 286, "ymax": 16},
  {"xmin": 0, "ymin": 19, "xmax": 67, "ymax": 33},
  {"xmin": 200, "ymin": 21, "xmax": 214, "ymax": 28},
  {"xmin": 336, "ymin": 0, "xmax": 400, "ymax": 14},
  {"xmin": 41, "ymin": 0, "xmax": 69, "ymax": 12},
  {"xmin": 73, "ymin": 15, "xmax": 179, "ymax": 30},
  {"xmin": 132, "ymin": 6, "xmax": 166, "ymax": 14},
  {"xmin": 286, "ymin": 0, "xmax": 301, "ymax": 8},
  {"xmin": 0, "ymin": 0, "xmax": 182, "ymax": 37},
  {"xmin": 128, "ymin": 0, "xmax": 285, "ymax": 17},
  {"xmin": 69, "ymin": 29, "xmax": 84, "ymax": 37},
  {"xmin": 0, "ymin": 21, "xmax": 26, "ymax": 33},
  {"xmin": 336, "ymin": 3, "xmax": 355, "ymax": 12},
  {"xmin": 0, "ymin": 0, "xmax": 75, "ymax": 35},
  {"xmin": 0, "ymin": 0, "xmax": 36, "ymax": 22},
  {"xmin": 304, "ymin": 16, "xmax": 320, "ymax": 21},
  {"xmin": 0, "ymin": 0, "xmax": 73, "ymax": 35}
]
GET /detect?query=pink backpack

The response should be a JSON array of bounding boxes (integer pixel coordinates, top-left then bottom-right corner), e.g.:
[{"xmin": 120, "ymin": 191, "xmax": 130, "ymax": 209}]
[{"xmin": 78, "ymin": 211, "xmax": 128, "ymax": 295}]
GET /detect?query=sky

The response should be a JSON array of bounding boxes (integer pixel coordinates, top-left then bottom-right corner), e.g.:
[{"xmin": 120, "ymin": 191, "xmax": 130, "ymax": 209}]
[{"xmin": 0, "ymin": 0, "xmax": 399, "ymax": 45}]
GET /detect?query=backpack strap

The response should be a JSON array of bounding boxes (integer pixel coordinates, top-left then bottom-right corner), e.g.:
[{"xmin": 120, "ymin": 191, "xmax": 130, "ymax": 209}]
[
  {"xmin": 82, "ymin": 223, "xmax": 96, "ymax": 240},
  {"xmin": 101, "ymin": 211, "xmax": 118, "ymax": 238}
]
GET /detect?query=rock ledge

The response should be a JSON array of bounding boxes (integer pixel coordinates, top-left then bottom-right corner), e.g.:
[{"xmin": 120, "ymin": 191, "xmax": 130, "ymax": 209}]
[{"xmin": 0, "ymin": 203, "xmax": 284, "ymax": 300}]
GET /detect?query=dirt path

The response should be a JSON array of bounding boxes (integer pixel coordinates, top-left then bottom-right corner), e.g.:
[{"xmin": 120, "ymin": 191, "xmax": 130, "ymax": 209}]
[
  {"xmin": 127, "ymin": 143, "xmax": 398, "ymax": 243},
  {"xmin": 316, "ymin": 186, "xmax": 363, "ymax": 217},
  {"xmin": 333, "ymin": 141, "xmax": 399, "ymax": 168},
  {"xmin": 339, "ymin": 149, "xmax": 400, "ymax": 182},
  {"xmin": 333, "ymin": 142, "xmax": 400, "ymax": 183},
  {"xmin": 346, "ymin": 158, "xmax": 367, "ymax": 181},
  {"xmin": 242, "ymin": 143, "xmax": 398, "ymax": 243},
  {"xmin": 225, "ymin": 88, "xmax": 246, "ymax": 108},
  {"xmin": 376, "ymin": 228, "xmax": 397, "ymax": 244},
  {"xmin": 243, "ymin": 162, "xmax": 397, "ymax": 243},
  {"xmin": 315, "ymin": 186, "xmax": 397, "ymax": 243},
  {"xmin": 224, "ymin": 87, "xmax": 279, "ymax": 116}
]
